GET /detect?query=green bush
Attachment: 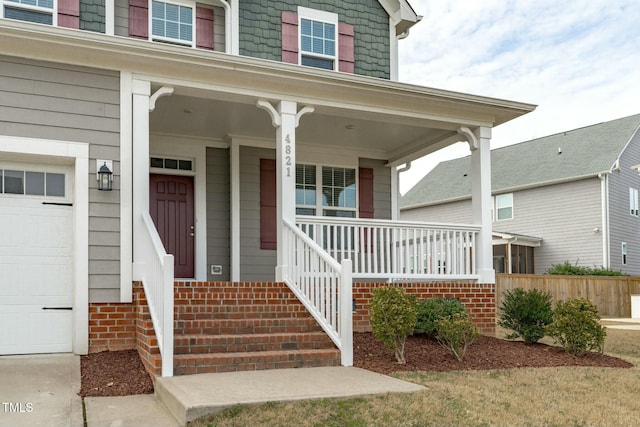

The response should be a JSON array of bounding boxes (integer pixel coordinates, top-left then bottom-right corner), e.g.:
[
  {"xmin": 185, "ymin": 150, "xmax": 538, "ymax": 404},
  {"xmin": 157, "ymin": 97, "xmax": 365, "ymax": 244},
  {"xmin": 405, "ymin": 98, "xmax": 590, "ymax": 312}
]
[
  {"xmin": 435, "ymin": 312, "xmax": 479, "ymax": 362},
  {"xmin": 415, "ymin": 298, "xmax": 467, "ymax": 336},
  {"xmin": 546, "ymin": 261, "xmax": 625, "ymax": 276},
  {"xmin": 547, "ymin": 297, "xmax": 606, "ymax": 357},
  {"xmin": 498, "ymin": 288, "xmax": 554, "ymax": 344},
  {"xmin": 370, "ymin": 286, "xmax": 418, "ymax": 364}
]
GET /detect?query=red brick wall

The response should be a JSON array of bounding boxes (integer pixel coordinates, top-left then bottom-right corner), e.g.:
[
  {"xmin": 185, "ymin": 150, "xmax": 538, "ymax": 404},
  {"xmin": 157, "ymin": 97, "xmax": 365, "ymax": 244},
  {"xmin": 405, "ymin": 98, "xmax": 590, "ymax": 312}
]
[
  {"xmin": 353, "ymin": 282, "xmax": 496, "ymax": 335},
  {"xmin": 88, "ymin": 303, "xmax": 136, "ymax": 353}
]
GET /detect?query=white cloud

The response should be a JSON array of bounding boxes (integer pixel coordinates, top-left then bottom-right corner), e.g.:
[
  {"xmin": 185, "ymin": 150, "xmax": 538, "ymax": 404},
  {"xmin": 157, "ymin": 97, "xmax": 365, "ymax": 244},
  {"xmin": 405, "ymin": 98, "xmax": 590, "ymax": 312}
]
[{"xmin": 398, "ymin": 0, "xmax": 640, "ymax": 193}]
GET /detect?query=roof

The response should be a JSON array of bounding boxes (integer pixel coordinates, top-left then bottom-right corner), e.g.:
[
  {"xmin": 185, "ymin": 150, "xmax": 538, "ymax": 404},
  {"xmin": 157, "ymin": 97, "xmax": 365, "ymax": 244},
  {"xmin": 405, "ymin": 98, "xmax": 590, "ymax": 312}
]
[{"xmin": 401, "ymin": 113, "xmax": 640, "ymax": 209}]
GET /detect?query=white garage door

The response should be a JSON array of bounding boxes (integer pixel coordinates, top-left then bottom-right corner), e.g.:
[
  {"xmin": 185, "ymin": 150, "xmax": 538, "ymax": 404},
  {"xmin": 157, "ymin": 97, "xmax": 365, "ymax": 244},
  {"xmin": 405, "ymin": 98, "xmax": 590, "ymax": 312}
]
[{"xmin": 0, "ymin": 165, "xmax": 73, "ymax": 355}]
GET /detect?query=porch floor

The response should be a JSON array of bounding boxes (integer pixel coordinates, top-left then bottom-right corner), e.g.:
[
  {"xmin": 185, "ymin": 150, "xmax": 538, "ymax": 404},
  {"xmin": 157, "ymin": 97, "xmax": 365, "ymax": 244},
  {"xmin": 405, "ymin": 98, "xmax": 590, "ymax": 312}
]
[{"xmin": 153, "ymin": 366, "xmax": 426, "ymax": 425}]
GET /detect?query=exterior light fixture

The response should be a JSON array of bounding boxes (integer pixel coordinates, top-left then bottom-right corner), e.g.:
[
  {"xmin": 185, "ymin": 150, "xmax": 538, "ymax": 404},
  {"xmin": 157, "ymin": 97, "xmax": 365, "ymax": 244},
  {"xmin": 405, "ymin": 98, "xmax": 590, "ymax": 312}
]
[{"xmin": 97, "ymin": 160, "xmax": 113, "ymax": 191}]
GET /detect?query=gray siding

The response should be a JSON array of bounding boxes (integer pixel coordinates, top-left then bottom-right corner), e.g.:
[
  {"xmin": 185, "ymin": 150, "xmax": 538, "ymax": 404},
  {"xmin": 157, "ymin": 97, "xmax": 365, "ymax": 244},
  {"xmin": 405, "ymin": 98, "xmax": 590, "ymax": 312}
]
[
  {"xmin": 359, "ymin": 158, "xmax": 391, "ymax": 220},
  {"xmin": 401, "ymin": 179, "xmax": 604, "ymax": 274},
  {"xmin": 80, "ymin": 0, "xmax": 105, "ymax": 33},
  {"xmin": 240, "ymin": 146, "xmax": 276, "ymax": 282},
  {"xmin": 206, "ymin": 147, "xmax": 230, "ymax": 281},
  {"xmin": 0, "ymin": 56, "xmax": 120, "ymax": 302},
  {"xmin": 608, "ymin": 129, "xmax": 640, "ymax": 274},
  {"xmin": 114, "ymin": 2, "xmax": 226, "ymax": 52}
]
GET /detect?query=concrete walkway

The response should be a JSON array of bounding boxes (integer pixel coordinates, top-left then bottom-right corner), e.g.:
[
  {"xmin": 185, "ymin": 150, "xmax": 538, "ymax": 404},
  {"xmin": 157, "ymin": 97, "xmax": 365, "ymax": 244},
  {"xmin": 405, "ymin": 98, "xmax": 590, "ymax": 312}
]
[
  {"xmin": 86, "ymin": 367, "xmax": 425, "ymax": 426},
  {"xmin": 0, "ymin": 354, "xmax": 83, "ymax": 427},
  {"xmin": 602, "ymin": 318, "xmax": 640, "ymax": 330}
]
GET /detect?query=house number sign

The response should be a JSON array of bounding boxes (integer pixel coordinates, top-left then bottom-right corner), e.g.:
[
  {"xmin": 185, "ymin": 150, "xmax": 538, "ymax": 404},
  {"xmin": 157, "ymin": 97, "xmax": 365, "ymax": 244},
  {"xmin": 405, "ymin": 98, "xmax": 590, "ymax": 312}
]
[{"xmin": 285, "ymin": 133, "xmax": 292, "ymax": 177}]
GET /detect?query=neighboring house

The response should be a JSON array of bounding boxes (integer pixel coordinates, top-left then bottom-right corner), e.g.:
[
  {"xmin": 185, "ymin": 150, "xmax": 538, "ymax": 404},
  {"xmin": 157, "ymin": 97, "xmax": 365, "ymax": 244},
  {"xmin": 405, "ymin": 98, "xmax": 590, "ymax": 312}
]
[
  {"xmin": 0, "ymin": 1, "xmax": 534, "ymax": 376},
  {"xmin": 401, "ymin": 113, "xmax": 640, "ymax": 276}
]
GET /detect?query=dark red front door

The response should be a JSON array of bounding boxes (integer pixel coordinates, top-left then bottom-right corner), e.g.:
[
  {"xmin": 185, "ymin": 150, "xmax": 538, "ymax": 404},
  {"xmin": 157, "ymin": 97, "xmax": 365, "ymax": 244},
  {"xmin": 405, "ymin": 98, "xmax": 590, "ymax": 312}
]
[{"xmin": 150, "ymin": 174, "xmax": 195, "ymax": 278}]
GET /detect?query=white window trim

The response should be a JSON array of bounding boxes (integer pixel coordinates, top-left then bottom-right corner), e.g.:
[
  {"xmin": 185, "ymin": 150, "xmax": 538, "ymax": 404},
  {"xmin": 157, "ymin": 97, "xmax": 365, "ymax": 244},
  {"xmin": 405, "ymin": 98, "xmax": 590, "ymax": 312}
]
[
  {"xmin": 495, "ymin": 193, "xmax": 513, "ymax": 221},
  {"xmin": 2, "ymin": 0, "xmax": 58, "ymax": 26},
  {"xmin": 149, "ymin": 0, "xmax": 197, "ymax": 48},
  {"xmin": 630, "ymin": 187, "xmax": 638, "ymax": 217},
  {"xmin": 622, "ymin": 242, "xmax": 628, "ymax": 265},
  {"xmin": 296, "ymin": 162, "xmax": 358, "ymax": 217},
  {"xmin": 297, "ymin": 6, "xmax": 339, "ymax": 71}
]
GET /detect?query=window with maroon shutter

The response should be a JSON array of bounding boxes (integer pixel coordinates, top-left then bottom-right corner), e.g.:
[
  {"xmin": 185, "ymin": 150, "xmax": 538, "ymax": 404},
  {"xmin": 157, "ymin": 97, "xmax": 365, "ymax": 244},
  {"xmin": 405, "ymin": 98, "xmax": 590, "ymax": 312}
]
[
  {"xmin": 57, "ymin": 0, "xmax": 79, "ymax": 28},
  {"xmin": 338, "ymin": 23, "xmax": 355, "ymax": 73},
  {"xmin": 260, "ymin": 158, "xmax": 277, "ymax": 250},
  {"xmin": 129, "ymin": 0, "xmax": 148, "ymax": 39},
  {"xmin": 281, "ymin": 11, "xmax": 299, "ymax": 64}
]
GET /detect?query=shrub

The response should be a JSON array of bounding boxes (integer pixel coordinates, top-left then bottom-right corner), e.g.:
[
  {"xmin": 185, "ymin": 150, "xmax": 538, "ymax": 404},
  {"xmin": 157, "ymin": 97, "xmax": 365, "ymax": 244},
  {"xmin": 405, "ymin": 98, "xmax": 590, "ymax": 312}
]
[
  {"xmin": 498, "ymin": 288, "xmax": 553, "ymax": 344},
  {"xmin": 369, "ymin": 286, "xmax": 418, "ymax": 364},
  {"xmin": 435, "ymin": 312, "xmax": 479, "ymax": 362},
  {"xmin": 547, "ymin": 297, "xmax": 606, "ymax": 357},
  {"xmin": 546, "ymin": 261, "xmax": 625, "ymax": 276},
  {"xmin": 415, "ymin": 298, "xmax": 467, "ymax": 336}
]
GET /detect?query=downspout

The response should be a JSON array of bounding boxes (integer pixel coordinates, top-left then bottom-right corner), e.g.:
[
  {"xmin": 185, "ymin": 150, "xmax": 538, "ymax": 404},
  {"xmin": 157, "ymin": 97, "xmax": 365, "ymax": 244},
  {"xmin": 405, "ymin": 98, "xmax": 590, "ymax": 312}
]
[
  {"xmin": 598, "ymin": 172, "xmax": 610, "ymax": 268},
  {"xmin": 392, "ymin": 162, "xmax": 411, "ymax": 220}
]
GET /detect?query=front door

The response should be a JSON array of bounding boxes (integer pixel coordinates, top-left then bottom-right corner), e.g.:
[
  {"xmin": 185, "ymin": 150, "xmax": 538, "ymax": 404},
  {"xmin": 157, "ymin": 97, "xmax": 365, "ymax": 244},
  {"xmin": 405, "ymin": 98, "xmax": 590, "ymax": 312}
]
[{"xmin": 150, "ymin": 174, "xmax": 195, "ymax": 278}]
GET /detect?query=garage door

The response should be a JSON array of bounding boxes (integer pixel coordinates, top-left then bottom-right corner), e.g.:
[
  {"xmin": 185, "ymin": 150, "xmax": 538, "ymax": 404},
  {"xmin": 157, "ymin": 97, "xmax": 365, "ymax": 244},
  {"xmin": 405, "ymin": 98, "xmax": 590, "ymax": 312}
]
[{"xmin": 0, "ymin": 166, "xmax": 73, "ymax": 355}]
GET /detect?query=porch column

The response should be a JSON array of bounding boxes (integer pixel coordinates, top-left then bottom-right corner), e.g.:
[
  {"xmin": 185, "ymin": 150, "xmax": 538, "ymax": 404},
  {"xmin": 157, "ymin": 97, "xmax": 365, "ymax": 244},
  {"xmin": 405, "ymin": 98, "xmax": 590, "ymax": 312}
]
[
  {"xmin": 132, "ymin": 80, "xmax": 151, "ymax": 269},
  {"xmin": 466, "ymin": 126, "xmax": 495, "ymax": 283}
]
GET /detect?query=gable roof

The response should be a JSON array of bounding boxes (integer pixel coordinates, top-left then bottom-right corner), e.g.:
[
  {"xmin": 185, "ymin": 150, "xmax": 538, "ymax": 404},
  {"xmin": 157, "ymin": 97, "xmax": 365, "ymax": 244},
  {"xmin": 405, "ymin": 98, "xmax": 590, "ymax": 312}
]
[
  {"xmin": 401, "ymin": 113, "xmax": 640, "ymax": 209},
  {"xmin": 378, "ymin": 0, "xmax": 421, "ymax": 35}
]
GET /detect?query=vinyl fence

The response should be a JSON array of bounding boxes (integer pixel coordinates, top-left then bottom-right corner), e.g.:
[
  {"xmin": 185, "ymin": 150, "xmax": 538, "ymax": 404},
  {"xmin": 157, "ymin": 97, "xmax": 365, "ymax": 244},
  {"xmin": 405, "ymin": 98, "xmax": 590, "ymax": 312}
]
[{"xmin": 496, "ymin": 274, "xmax": 640, "ymax": 317}]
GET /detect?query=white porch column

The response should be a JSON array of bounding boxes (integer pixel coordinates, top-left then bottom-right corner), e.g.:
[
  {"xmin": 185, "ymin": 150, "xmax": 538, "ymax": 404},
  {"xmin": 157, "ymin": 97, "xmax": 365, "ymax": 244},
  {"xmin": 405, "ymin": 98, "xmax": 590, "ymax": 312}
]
[
  {"xmin": 132, "ymin": 80, "xmax": 151, "ymax": 270},
  {"xmin": 275, "ymin": 101, "xmax": 298, "ymax": 280},
  {"xmin": 469, "ymin": 126, "xmax": 495, "ymax": 283}
]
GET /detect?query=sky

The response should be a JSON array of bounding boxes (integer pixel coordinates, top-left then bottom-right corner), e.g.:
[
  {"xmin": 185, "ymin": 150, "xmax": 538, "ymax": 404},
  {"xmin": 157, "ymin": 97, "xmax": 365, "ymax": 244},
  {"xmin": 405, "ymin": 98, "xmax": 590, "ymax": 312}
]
[{"xmin": 396, "ymin": 0, "xmax": 640, "ymax": 194}]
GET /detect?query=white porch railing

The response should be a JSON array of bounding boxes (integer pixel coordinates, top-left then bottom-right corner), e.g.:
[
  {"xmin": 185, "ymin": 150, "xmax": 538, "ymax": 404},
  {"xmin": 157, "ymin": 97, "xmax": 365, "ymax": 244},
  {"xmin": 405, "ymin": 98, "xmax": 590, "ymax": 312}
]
[
  {"xmin": 138, "ymin": 212, "xmax": 174, "ymax": 377},
  {"xmin": 283, "ymin": 219, "xmax": 353, "ymax": 366},
  {"xmin": 296, "ymin": 216, "xmax": 480, "ymax": 281}
]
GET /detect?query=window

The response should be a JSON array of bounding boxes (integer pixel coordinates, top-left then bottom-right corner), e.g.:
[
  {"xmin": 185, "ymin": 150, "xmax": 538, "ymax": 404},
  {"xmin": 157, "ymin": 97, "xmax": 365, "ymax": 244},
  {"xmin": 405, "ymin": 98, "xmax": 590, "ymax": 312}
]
[
  {"xmin": 495, "ymin": 193, "xmax": 513, "ymax": 221},
  {"xmin": 295, "ymin": 164, "xmax": 356, "ymax": 217},
  {"xmin": 0, "ymin": 169, "xmax": 65, "ymax": 197},
  {"xmin": 2, "ymin": 0, "xmax": 54, "ymax": 24},
  {"xmin": 150, "ymin": 156, "xmax": 194, "ymax": 171},
  {"xmin": 630, "ymin": 188, "xmax": 638, "ymax": 217},
  {"xmin": 151, "ymin": 0, "xmax": 194, "ymax": 46},
  {"xmin": 298, "ymin": 7, "xmax": 338, "ymax": 71},
  {"xmin": 622, "ymin": 242, "xmax": 628, "ymax": 265}
]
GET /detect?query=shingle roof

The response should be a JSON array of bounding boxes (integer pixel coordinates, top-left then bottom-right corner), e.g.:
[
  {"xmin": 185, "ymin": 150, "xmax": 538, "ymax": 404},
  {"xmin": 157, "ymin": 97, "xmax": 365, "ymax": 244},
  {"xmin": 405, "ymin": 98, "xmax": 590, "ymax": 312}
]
[{"xmin": 401, "ymin": 113, "xmax": 640, "ymax": 209}]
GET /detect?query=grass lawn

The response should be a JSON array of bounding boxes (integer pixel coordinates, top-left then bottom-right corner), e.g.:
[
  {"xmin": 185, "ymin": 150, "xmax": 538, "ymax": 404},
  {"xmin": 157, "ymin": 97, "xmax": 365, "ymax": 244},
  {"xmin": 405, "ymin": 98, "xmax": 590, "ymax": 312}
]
[{"xmin": 189, "ymin": 322, "xmax": 640, "ymax": 427}]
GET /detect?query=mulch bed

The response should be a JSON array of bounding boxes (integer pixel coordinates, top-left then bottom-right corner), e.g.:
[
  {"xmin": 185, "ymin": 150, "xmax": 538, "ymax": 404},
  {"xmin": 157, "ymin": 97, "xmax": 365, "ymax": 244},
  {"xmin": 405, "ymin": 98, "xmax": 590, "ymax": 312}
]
[
  {"xmin": 79, "ymin": 350, "xmax": 154, "ymax": 397},
  {"xmin": 354, "ymin": 332, "xmax": 633, "ymax": 375},
  {"xmin": 79, "ymin": 334, "xmax": 633, "ymax": 397}
]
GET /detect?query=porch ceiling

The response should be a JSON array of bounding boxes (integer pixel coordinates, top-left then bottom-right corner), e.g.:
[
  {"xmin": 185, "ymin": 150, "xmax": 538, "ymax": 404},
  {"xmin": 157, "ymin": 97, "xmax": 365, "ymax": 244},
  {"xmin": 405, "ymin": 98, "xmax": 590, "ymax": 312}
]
[{"xmin": 150, "ymin": 92, "xmax": 459, "ymax": 162}]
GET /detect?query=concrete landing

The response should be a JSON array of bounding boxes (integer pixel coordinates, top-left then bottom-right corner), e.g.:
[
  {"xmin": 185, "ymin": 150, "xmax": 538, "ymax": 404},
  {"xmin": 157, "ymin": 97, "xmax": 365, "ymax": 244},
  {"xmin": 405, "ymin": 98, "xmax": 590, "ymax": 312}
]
[
  {"xmin": 85, "ymin": 395, "xmax": 180, "ymax": 427},
  {"xmin": 155, "ymin": 366, "xmax": 426, "ymax": 425}
]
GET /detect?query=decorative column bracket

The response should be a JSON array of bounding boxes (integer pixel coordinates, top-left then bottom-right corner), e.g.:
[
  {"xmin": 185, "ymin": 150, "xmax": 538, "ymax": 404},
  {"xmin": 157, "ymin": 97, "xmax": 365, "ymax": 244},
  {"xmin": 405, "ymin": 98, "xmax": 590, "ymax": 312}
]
[
  {"xmin": 458, "ymin": 126, "xmax": 478, "ymax": 151},
  {"xmin": 149, "ymin": 86, "xmax": 174, "ymax": 112},
  {"xmin": 256, "ymin": 99, "xmax": 315, "ymax": 129}
]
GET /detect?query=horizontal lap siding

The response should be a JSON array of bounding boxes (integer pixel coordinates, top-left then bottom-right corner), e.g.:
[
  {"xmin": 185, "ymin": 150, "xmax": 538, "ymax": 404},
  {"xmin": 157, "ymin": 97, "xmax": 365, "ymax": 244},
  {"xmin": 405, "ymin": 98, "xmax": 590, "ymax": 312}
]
[
  {"xmin": 206, "ymin": 147, "xmax": 230, "ymax": 281},
  {"xmin": 240, "ymin": 146, "xmax": 276, "ymax": 281},
  {"xmin": 0, "ymin": 56, "xmax": 121, "ymax": 302}
]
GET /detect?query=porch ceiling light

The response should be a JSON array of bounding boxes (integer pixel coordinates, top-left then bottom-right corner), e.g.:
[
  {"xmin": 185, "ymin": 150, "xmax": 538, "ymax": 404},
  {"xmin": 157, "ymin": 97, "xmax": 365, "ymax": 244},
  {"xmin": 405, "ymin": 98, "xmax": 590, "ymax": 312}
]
[{"xmin": 97, "ymin": 160, "xmax": 113, "ymax": 191}]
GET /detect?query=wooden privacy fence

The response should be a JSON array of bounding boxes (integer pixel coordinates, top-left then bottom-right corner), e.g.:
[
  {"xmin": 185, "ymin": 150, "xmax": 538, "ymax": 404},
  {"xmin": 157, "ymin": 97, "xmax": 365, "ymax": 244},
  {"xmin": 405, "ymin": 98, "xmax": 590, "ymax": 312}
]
[{"xmin": 496, "ymin": 274, "xmax": 640, "ymax": 317}]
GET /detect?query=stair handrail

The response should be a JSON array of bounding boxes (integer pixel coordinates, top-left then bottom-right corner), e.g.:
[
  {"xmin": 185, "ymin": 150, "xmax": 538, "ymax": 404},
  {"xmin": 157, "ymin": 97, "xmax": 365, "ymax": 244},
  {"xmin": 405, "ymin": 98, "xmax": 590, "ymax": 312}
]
[
  {"xmin": 282, "ymin": 218, "xmax": 353, "ymax": 366},
  {"xmin": 139, "ymin": 211, "xmax": 174, "ymax": 377}
]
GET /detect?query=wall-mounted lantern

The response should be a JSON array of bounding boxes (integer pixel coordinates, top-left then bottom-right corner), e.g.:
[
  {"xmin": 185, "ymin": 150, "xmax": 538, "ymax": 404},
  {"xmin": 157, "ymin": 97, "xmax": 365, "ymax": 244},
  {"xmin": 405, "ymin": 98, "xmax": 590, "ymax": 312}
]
[{"xmin": 97, "ymin": 160, "xmax": 113, "ymax": 191}]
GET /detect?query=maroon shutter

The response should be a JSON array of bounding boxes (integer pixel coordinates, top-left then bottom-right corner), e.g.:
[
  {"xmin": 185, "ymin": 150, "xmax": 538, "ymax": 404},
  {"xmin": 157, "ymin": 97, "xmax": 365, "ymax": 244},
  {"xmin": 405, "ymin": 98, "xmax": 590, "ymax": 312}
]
[
  {"xmin": 282, "ymin": 11, "xmax": 299, "ymax": 64},
  {"xmin": 338, "ymin": 23, "xmax": 355, "ymax": 73},
  {"xmin": 129, "ymin": 0, "xmax": 148, "ymax": 39},
  {"xmin": 196, "ymin": 6, "xmax": 214, "ymax": 50},
  {"xmin": 260, "ymin": 159, "xmax": 277, "ymax": 250},
  {"xmin": 58, "ymin": 0, "xmax": 79, "ymax": 28},
  {"xmin": 359, "ymin": 167, "xmax": 374, "ymax": 218}
]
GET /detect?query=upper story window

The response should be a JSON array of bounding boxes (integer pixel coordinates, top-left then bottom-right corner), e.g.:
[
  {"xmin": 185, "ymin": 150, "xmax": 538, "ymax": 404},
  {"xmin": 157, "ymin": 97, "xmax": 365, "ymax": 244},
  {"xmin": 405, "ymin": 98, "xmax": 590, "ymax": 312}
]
[
  {"xmin": 494, "ymin": 193, "xmax": 513, "ymax": 221},
  {"xmin": 3, "ymin": 0, "xmax": 53, "ymax": 24},
  {"xmin": 151, "ymin": 0, "xmax": 194, "ymax": 46},
  {"xmin": 630, "ymin": 188, "xmax": 638, "ymax": 217},
  {"xmin": 299, "ymin": 8, "xmax": 337, "ymax": 71},
  {"xmin": 282, "ymin": 7, "xmax": 353, "ymax": 73}
]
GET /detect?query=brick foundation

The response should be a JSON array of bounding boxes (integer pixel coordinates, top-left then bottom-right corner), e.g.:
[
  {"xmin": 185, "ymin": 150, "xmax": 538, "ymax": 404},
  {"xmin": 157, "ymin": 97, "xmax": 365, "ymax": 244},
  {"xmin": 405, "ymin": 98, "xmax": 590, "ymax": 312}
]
[
  {"xmin": 88, "ymin": 303, "xmax": 137, "ymax": 353},
  {"xmin": 353, "ymin": 282, "xmax": 496, "ymax": 335}
]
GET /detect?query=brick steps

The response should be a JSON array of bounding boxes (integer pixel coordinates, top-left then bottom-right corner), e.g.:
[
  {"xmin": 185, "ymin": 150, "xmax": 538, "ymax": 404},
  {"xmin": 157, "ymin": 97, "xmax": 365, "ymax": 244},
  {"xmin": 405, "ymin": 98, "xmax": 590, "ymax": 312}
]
[
  {"xmin": 174, "ymin": 332, "xmax": 336, "ymax": 354},
  {"xmin": 173, "ymin": 348, "xmax": 341, "ymax": 375},
  {"xmin": 169, "ymin": 282, "xmax": 341, "ymax": 375}
]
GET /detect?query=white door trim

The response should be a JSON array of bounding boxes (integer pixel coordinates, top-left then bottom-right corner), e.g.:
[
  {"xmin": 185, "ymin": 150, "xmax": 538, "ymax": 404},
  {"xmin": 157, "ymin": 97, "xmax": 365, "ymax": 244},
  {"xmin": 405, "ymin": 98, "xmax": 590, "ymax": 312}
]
[{"xmin": 0, "ymin": 135, "xmax": 89, "ymax": 354}]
